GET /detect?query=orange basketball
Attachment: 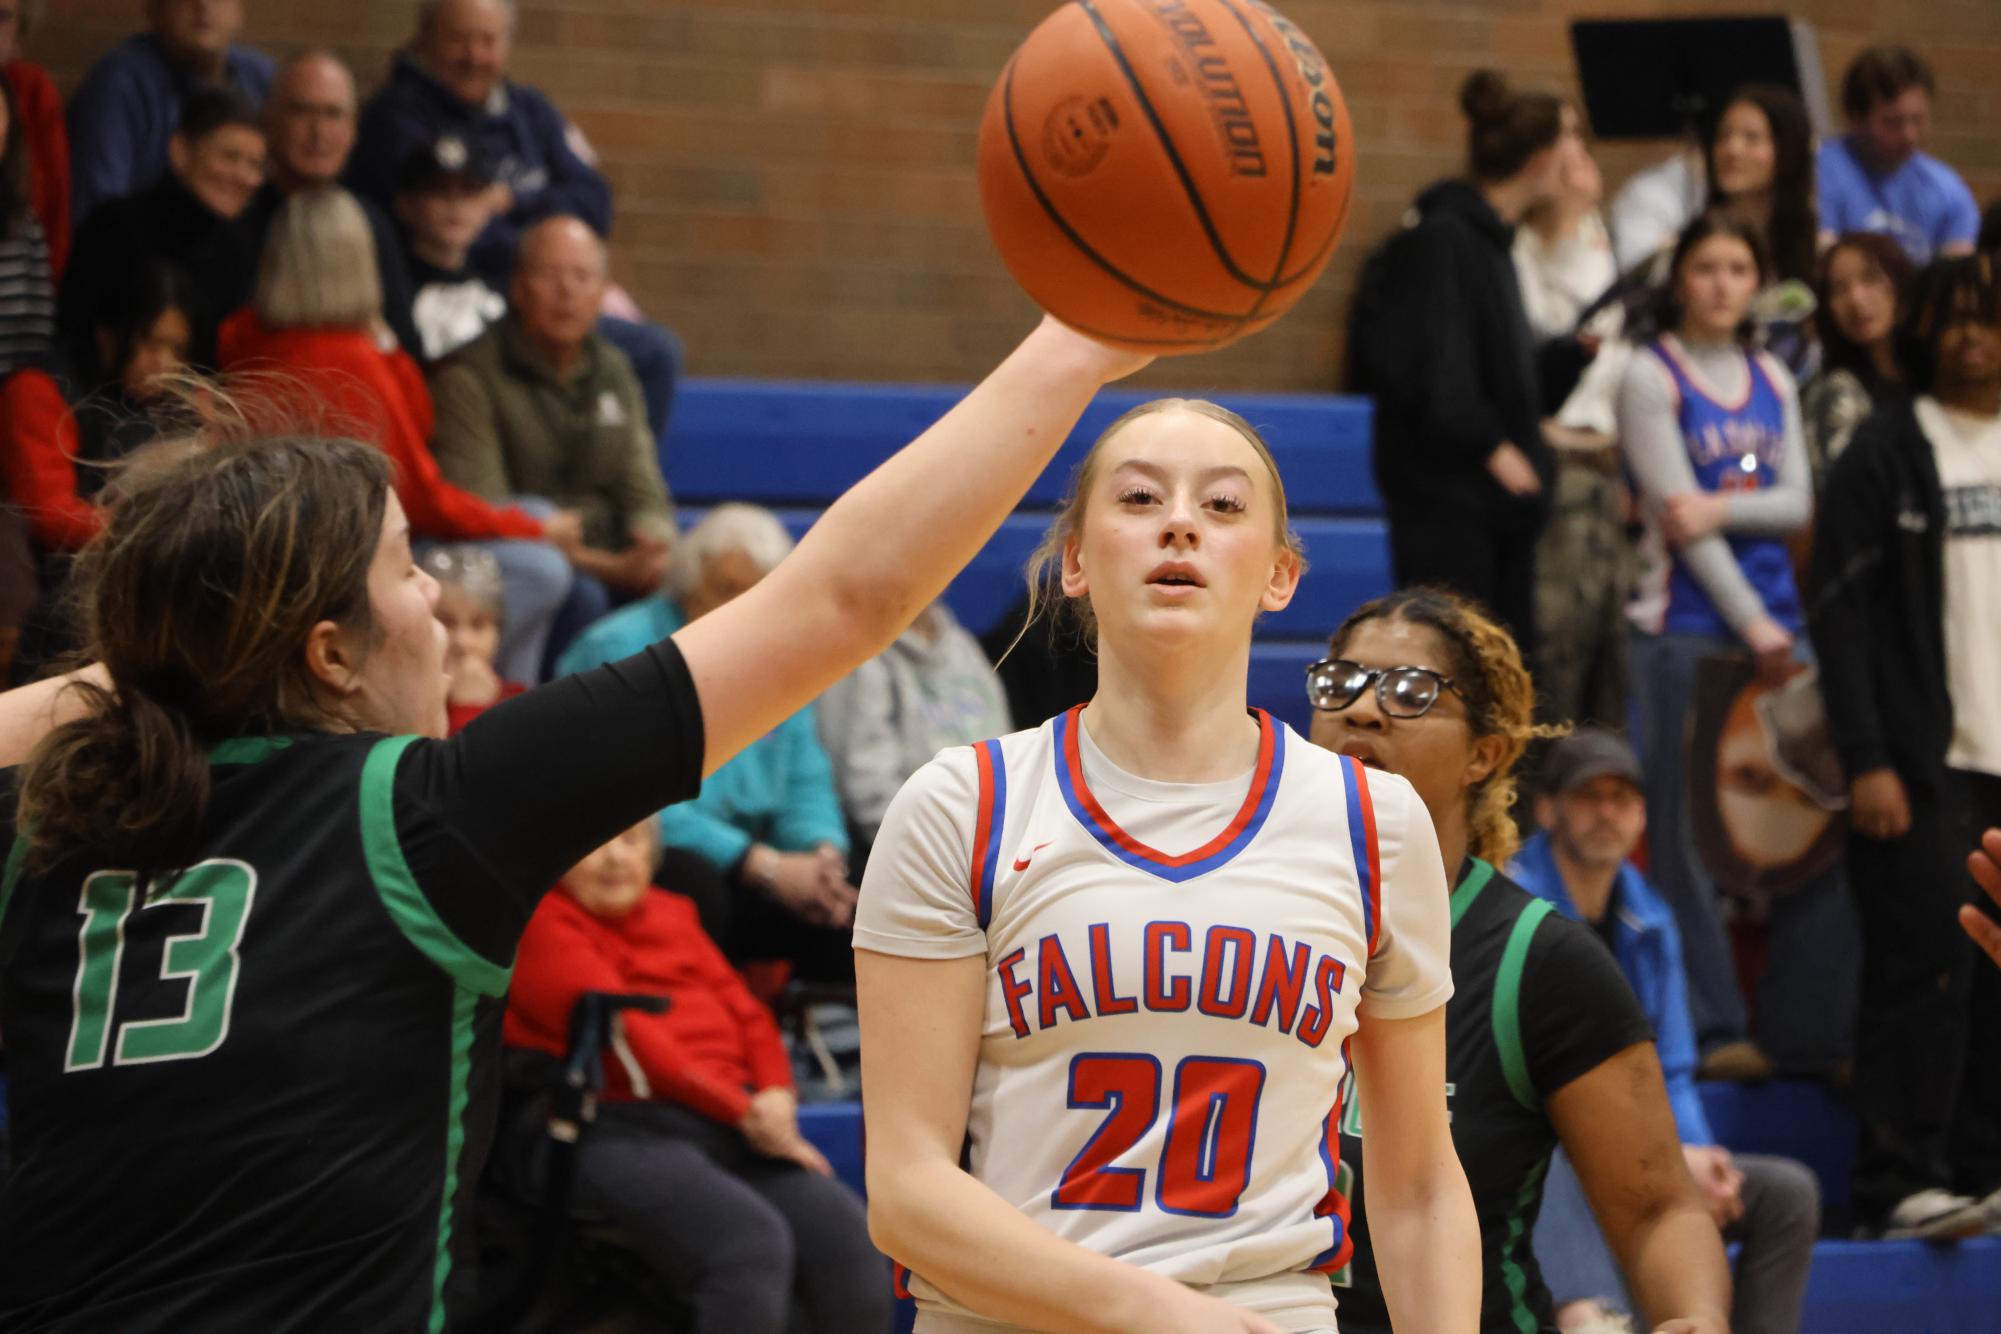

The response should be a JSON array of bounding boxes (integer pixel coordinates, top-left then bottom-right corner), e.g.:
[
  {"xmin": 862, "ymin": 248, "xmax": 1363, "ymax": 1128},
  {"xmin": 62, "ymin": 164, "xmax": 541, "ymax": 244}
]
[{"xmin": 977, "ymin": 0, "xmax": 1356, "ymax": 354}]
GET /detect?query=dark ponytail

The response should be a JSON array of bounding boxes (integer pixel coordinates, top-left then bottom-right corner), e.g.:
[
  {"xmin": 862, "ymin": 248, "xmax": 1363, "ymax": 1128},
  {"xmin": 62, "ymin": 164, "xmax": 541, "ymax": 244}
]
[
  {"xmin": 19, "ymin": 431, "xmax": 391, "ymax": 876},
  {"xmin": 1460, "ymin": 70, "xmax": 1565, "ymax": 184}
]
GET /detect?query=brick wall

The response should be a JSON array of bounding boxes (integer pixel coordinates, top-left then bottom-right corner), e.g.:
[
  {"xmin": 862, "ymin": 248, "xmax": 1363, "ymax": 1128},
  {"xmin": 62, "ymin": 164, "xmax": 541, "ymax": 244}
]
[{"xmin": 33, "ymin": 0, "xmax": 2001, "ymax": 392}]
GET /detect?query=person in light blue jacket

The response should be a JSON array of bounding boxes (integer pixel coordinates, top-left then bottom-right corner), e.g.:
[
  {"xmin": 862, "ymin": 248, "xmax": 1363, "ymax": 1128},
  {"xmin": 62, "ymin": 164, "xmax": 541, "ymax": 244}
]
[
  {"xmin": 1510, "ymin": 729, "xmax": 1819, "ymax": 1334},
  {"xmin": 556, "ymin": 503, "xmax": 857, "ymax": 978}
]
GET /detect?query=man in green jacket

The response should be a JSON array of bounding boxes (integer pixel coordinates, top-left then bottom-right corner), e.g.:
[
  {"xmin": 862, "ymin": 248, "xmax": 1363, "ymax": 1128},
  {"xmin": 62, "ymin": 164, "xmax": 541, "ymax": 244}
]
[{"xmin": 430, "ymin": 214, "xmax": 677, "ymax": 657}]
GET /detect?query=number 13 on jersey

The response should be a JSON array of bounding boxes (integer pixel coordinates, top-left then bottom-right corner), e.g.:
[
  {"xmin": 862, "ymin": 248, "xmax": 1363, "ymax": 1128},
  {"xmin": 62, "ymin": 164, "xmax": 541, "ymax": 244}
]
[
  {"xmin": 67, "ymin": 859, "xmax": 258, "ymax": 1071},
  {"xmin": 1053, "ymin": 1052, "xmax": 1266, "ymax": 1216}
]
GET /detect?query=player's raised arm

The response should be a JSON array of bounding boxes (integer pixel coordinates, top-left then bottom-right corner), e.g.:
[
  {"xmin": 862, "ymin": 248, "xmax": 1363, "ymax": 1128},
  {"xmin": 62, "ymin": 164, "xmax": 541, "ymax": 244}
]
[
  {"xmin": 0, "ymin": 666, "xmax": 111, "ymax": 769},
  {"xmin": 675, "ymin": 317, "xmax": 1147, "ymax": 777}
]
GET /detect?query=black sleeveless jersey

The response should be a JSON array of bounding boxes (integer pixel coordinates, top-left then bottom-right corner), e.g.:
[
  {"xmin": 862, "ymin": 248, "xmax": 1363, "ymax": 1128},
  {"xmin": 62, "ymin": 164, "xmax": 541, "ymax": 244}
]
[
  {"xmin": 0, "ymin": 641, "xmax": 704, "ymax": 1332},
  {"xmin": 1331, "ymin": 859, "xmax": 1652, "ymax": 1334}
]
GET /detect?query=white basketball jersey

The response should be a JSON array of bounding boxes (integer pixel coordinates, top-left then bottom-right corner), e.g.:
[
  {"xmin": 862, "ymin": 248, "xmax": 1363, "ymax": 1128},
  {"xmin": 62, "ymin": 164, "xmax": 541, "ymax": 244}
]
[{"xmin": 855, "ymin": 706, "xmax": 1453, "ymax": 1332}]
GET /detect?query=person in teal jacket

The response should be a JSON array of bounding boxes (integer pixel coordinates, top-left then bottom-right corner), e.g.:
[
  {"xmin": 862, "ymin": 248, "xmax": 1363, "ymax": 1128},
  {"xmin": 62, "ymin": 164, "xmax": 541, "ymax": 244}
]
[
  {"xmin": 1510, "ymin": 729, "xmax": 1819, "ymax": 1334},
  {"xmin": 556, "ymin": 504, "xmax": 858, "ymax": 978}
]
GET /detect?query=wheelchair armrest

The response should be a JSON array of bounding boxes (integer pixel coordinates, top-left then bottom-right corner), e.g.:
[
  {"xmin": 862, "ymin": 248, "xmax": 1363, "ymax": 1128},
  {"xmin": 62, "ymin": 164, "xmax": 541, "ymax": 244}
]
[{"xmin": 551, "ymin": 991, "xmax": 673, "ymax": 1135}]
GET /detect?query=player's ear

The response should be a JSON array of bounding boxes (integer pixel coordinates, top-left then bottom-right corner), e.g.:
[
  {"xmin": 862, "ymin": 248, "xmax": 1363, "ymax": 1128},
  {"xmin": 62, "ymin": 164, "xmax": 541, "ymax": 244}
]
[
  {"xmin": 1258, "ymin": 545, "xmax": 1301, "ymax": 613},
  {"xmin": 1059, "ymin": 530, "xmax": 1088, "ymax": 599},
  {"xmin": 1465, "ymin": 731, "xmax": 1507, "ymax": 788},
  {"xmin": 304, "ymin": 618, "xmax": 364, "ymax": 699}
]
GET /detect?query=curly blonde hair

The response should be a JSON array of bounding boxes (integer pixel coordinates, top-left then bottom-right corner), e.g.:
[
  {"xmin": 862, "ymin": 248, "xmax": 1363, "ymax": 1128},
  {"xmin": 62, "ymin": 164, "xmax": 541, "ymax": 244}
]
[{"xmin": 1327, "ymin": 587, "xmax": 1560, "ymax": 867}]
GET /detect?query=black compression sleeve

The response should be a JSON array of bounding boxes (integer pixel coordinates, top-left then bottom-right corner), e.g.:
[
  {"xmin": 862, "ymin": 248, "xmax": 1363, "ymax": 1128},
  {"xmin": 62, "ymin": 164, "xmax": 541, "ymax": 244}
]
[{"xmin": 389, "ymin": 637, "xmax": 705, "ymax": 963}]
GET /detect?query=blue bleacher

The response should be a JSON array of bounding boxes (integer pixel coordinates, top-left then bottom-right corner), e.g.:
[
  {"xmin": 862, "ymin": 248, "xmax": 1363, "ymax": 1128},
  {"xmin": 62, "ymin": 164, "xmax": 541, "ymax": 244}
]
[{"xmin": 666, "ymin": 378, "xmax": 1390, "ymax": 735}]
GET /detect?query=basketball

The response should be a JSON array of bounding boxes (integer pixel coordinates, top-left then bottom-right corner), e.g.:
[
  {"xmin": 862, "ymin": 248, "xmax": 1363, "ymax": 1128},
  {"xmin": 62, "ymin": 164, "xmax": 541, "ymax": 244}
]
[{"xmin": 977, "ymin": 0, "xmax": 1356, "ymax": 354}]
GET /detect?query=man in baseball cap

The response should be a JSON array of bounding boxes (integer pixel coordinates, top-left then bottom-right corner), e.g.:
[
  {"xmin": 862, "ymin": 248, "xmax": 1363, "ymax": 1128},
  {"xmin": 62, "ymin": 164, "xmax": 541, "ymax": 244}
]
[
  {"xmin": 1510, "ymin": 728, "xmax": 1822, "ymax": 1328},
  {"xmin": 392, "ymin": 133, "xmax": 507, "ymax": 361}
]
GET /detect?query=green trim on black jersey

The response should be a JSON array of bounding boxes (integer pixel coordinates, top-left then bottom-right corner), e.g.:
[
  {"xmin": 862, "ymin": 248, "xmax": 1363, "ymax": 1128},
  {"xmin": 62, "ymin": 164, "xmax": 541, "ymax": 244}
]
[
  {"xmin": 360, "ymin": 735, "xmax": 511, "ymax": 998},
  {"xmin": 210, "ymin": 736, "xmax": 294, "ymax": 765},
  {"xmin": 1498, "ymin": 1151, "xmax": 1551, "ymax": 1334},
  {"xmin": 1449, "ymin": 857, "xmax": 1496, "ymax": 928},
  {"xmin": 429, "ymin": 986, "xmax": 479, "ymax": 1333},
  {"xmin": 1493, "ymin": 898, "xmax": 1556, "ymax": 1111},
  {"xmin": 0, "ymin": 833, "xmax": 26, "ymax": 928}
]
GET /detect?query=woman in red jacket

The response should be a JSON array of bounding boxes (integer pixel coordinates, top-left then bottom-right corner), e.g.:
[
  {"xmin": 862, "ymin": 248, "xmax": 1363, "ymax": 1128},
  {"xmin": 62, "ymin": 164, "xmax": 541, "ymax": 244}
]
[
  {"xmin": 507, "ymin": 820, "xmax": 891, "ymax": 1334},
  {"xmin": 219, "ymin": 185, "xmax": 579, "ymax": 683}
]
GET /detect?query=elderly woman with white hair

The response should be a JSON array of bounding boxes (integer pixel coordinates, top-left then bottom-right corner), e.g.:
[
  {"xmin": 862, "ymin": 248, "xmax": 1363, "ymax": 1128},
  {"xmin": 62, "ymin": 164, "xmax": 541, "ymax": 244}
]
[
  {"xmin": 218, "ymin": 184, "xmax": 579, "ymax": 682},
  {"xmin": 557, "ymin": 503, "xmax": 859, "ymax": 979}
]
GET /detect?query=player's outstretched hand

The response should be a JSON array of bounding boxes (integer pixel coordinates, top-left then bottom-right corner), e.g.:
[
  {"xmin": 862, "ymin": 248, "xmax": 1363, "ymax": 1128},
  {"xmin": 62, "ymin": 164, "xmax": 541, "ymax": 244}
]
[{"xmin": 1961, "ymin": 827, "xmax": 2001, "ymax": 969}]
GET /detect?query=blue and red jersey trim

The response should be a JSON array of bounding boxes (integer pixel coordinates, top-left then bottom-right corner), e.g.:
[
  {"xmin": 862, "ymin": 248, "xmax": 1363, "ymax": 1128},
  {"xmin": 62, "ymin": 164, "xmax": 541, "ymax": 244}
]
[
  {"xmin": 1051, "ymin": 706, "xmax": 1283, "ymax": 885},
  {"xmin": 1309, "ymin": 1042, "xmax": 1355, "ymax": 1273},
  {"xmin": 1337, "ymin": 754, "xmax": 1382, "ymax": 958},
  {"xmin": 968, "ymin": 739, "xmax": 1007, "ymax": 930}
]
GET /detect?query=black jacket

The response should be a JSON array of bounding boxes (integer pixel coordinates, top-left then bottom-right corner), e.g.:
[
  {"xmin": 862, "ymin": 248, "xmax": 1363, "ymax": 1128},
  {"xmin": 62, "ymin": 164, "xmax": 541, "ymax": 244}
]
[
  {"xmin": 58, "ymin": 176, "xmax": 257, "ymax": 370},
  {"xmin": 1347, "ymin": 179, "xmax": 1552, "ymax": 526},
  {"xmin": 1806, "ymin": 396, "xmax": 1952, "ymax": 788}
]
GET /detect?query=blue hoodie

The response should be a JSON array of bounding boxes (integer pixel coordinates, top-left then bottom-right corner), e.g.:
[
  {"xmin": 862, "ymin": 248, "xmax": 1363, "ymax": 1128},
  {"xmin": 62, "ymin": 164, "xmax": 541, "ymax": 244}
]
[
  {"xmin": 350, "ymin": 52, "xmax": 613, "ymax": 282},
  {"xmin": 1509, "ymin": 830, "xmax": 1714, "ymax": 1145}
]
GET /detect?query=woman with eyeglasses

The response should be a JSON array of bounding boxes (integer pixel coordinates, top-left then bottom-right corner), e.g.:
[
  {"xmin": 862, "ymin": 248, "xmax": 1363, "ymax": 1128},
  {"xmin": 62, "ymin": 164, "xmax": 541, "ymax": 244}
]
[
  {"xmin": 855, "ymin": 400, "xmax": 1481, "ymax": 1334},
  {"xmin": 1307, "ymin": 587, "xmax": 1730, "ymax": 1334}
]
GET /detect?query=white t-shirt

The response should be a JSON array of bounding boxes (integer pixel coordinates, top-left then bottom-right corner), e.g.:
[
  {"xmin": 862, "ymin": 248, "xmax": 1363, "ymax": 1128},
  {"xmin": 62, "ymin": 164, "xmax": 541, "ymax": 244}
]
[
  {"xmin": 855, "ymin": 706, "xmax": 1453, "ymax": 1333},
  {"xmin": 1918, "ymin": 396, "xmax": 2001, "ymax": 776}
]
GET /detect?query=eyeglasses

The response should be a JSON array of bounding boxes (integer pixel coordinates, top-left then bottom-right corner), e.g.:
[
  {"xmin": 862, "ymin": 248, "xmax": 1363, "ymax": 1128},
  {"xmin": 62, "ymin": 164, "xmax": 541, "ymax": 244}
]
[{"xmin": 1305, "ymin": 658, "xmax": 1463, "ymax": 719}]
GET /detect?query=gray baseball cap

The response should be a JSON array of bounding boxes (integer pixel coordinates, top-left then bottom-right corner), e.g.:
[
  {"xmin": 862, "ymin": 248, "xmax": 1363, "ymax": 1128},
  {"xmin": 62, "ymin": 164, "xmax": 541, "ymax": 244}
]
[{"xmin": 1543, "ymin": 728, "xmax": 1644, "ymax": 794}]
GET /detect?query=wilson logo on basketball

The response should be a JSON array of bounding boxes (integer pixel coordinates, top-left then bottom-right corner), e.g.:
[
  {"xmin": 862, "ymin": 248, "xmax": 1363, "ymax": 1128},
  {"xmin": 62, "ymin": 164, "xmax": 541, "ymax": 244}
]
[
  {"xmin": 1145, "ymin": 0, "xmax": 1268, "ymax": 180},
  {"xmin": 1041, "ymin": 96, "xmax": 1120, "ymax": 178}
]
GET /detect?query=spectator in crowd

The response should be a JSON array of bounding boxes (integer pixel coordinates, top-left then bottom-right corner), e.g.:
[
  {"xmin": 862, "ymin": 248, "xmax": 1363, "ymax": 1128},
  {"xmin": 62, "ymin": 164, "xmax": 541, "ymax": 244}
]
[
  {"xmin": 1310, "ymin": 589, "xmax": 1732, "ymax": 1334},
  {"xmin": 59, "ymin": 85, "xmax": 263, "ymax": 369},
  {"xmin": 1349, "ymin": 70, "xmax": 1578, "ymax": 655},
  {"xmin": 557, "ymin": 505, "xmax": 858, "ymax": 982},
  {"xmin": 418, "ymin": 544, "xmax": 523, "ymax": 734},
  {"xmin": 1817, "ymin": 45, "xmax": 1980, "ymax": 264},
  {"xmin": 1607, "ymin": 87, "xmax": 1821, "ymax": 380},
  {"xmin": 0, "ymin": 259, "xmax": 194, "ymax": 672},
  {"xmin": 66, "ymin": 0, "xmax": 275, "ymax": 226},
  {"xmin": 431, "ymin": 215, "xmax": 677, "ymax": 657},
  {"xmin": 1804, "ymin": 233, "xmax": 1912, "ymax": 485},
  {"xmin": 218, "ymin": 187, "xmax": 577, "ymax": 683},
  {"xmin": 0, "ymin": 68, "xmax": 54, "ymax": 377},
  {"xmin": 1512, "ymin": 130, "xmax": 1632, "ymax": 727},
  {"xmin": 1621, "ymin": 210, "xmax": 1832, "ymax": 1082},
  {"xmin": 351, "ymin": 0, "xmax": 606, "ymax": 283},
  {"xmin": 504, "ymin": 819, "xmax": 891, "ymax": 1334},
  {"xmin": 244, "ymin": 52, "xmax": 420, "ymax": 358},
  {"xmin": 392, "ymin": 134, "xmax": 506, "ymax": 362},
  {"xmin": 1708, "ymin": 86, "xmax": 1818, "ymax": 290},
  {"xmin": 350, "ymin": 0, "xmax": 683, "ymax": 453},
  {"xmin": 817, "ymin": 599, "xmax": 1010, "ymax": 866},
  {"xmin": 0, "ymin": 1, "xmax": 70, "ymax": 278},
  {"xmin": 1513, "ymin": 729, "xmax": 1820, "ymax": 1334},
  {"xmin": 1808, "ymin": 255, "xmax": 2001, "ymax": 1240}
]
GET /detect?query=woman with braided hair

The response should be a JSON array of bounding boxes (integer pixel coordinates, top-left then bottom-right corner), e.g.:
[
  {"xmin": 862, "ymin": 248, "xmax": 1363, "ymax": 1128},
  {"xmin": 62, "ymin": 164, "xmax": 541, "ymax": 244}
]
[{"xmin": 1309, "ymin": 587, "xmax": 1730, "ymax": 1334}]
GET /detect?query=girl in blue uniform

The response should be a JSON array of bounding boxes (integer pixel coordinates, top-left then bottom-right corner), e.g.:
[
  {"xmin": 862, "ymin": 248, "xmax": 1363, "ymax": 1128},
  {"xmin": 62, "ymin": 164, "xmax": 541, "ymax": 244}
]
[{"xmin": 1618, "ymin": 209, "xmax": 1851, "ymax": 1081}]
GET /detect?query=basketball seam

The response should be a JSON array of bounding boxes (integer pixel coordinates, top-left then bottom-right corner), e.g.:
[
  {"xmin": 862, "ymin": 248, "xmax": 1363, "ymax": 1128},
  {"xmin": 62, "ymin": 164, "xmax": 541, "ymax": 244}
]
[
  {"xmin": 1214, "ymin": 0, "xmax": 1302, "ymax": 324},
  {"xmin": 1078, "ymin": 0, "xmax": 1276, "ymax": 300},
  {"xmin": 1001, "ymin": 54, "xmax": 1253, "ymax": 327}
]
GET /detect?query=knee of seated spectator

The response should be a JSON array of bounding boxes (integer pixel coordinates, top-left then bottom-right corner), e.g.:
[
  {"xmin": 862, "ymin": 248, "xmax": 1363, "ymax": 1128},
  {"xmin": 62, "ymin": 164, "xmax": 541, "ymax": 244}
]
[{"xmin": 1746, "ymin": 1156, "xmax": 1821, "ymax": 1236}]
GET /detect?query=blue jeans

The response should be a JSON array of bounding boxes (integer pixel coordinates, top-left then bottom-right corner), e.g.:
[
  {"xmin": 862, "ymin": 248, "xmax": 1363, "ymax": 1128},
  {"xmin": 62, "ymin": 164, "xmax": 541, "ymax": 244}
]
[
  {"xmin": 1626, "ymin": 630, "xmax": 1859, "ymax": 1068},
  {"xmin": 1534, "ymin": 1147, "xmax": 1819, "ymax": 1334},
  {"xmin": 599, "ymin": 315, "xmax": 683, "ymax": 459}
]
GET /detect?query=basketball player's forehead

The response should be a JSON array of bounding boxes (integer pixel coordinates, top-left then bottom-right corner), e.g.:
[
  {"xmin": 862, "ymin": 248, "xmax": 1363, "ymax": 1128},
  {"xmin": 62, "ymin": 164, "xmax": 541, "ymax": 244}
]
[
  {"xmin": 1339, "ymin": 617, "xmax": 1451, "ymax": 675},
  {"xmin": 1095, "ymin": 410, "xmax": 1273, "ymax": 496}
]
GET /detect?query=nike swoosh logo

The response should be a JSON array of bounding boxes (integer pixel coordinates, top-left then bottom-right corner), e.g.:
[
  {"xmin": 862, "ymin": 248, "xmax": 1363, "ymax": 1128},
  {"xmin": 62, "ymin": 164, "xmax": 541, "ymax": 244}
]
[{"xmin": 1012, "ymin": 842, "xmax": 1053, "ymax": 872}]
